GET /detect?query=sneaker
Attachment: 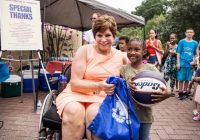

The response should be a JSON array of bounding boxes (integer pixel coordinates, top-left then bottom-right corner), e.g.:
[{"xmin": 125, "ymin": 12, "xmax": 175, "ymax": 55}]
[
  {"xmin": 185, "ymin": 92, "xmax": 192, "ymax": 100},
  {"xmin": 193, "ymin": 110, "xmax": 199, "ymax": 116},
  {"xmin": 193, "ymin": 114, "xmax": 200, "ymax": 121},
  {"xmin": 178, "ymin": 92, "xmax": 184, "ymax": 100}
]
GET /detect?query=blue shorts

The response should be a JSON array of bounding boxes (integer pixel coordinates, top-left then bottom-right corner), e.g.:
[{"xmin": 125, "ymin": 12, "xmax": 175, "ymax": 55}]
[
  {"xmin": 149, "ymin": 55, "xmax": 158, "ymax": 64},
  {"xmin": 177, "ymin": 67, "xmax": 193, "ymax": 81}
]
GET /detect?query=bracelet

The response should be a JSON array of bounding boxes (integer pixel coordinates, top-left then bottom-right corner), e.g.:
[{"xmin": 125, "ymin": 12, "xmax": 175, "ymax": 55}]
[{"xmin": 93, "ymin": 83, "xmax": 100, "ymax": 95}]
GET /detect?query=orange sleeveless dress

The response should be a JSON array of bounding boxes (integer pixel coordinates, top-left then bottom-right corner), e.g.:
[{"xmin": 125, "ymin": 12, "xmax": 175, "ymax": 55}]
[{"xmin": 56, "ymin": 44, "xmax": 123, "ymax": 118}]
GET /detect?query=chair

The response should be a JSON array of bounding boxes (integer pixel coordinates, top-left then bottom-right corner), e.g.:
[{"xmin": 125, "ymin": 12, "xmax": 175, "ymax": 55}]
[{"xmin": 38, "ymin": 64, "xmax": 71, "ymax": 140}]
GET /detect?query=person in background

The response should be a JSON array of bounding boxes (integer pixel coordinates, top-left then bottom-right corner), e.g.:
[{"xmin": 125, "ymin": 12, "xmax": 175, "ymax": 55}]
[
  {"xmin": 83, "ymin": 13, "xmax": 101, "ymax": 45},
  {"xmin": 56, "ymin": 15, "xmax": 127, "ymax": 140},
  {"xmin": 113, "ymin": 37, "xmax": 119, "ymax": 49},
  {"xmin": 176, "ymin": 28, "xmax": 199, "ymax": 100},
  {"xmin": 193, "ymin": 57, "xmax": 200, "ymax": 120},
  {"xmin": 142, "ymin": 50, "xmax": 150, "ymax": 64},
  {"xmin": 118, "ymin": 36, "xmax": 130, "ymax": 62},
  {"xmin": 120, "ymin": 37, "xmax": 171, "ymax": 140},
  {"xmin": 190, "ymin": 43, "xmax": 200, "ymax": 116},
  {"xmin": 163, "ymin": 33, "xmax": 178, "ymax": 97},
  {"xmin": 146, "ymin": 29, "xmax": 163, "ymax": 67}
]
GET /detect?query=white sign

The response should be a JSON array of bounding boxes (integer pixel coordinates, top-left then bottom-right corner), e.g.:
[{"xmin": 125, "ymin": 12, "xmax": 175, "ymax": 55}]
[{"xmin": 0, "ymin": 0, "xmax": 43, "ymax": 50}]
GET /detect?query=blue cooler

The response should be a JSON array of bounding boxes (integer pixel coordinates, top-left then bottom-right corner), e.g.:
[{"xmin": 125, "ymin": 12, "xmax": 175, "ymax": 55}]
[
  {"xmin": 22, "ymin": 70, "xmax": 38, "ymax": 93},
  {"xmin": 39, "ymin": 70, "xmax": 61, "ymax": 91}
]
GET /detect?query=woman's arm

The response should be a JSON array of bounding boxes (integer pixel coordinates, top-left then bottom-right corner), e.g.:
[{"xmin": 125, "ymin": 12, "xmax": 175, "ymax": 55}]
[
  {"xmin": 163, "ymin": 41, "xmax": 170, "ymax": 58},
  {"xmin": 153, "ymin": 40, "xmax": 163, "ymax": 54}
]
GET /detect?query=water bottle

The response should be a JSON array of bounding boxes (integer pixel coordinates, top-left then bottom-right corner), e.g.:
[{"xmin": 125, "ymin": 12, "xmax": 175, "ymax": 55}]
[
  {"xmin": 58, "ymin": 74, "xmax": 67, "ymax": 93},
  {"xmin": 37, "ymin": 100, "xmax": 42, "ymax": 114}
]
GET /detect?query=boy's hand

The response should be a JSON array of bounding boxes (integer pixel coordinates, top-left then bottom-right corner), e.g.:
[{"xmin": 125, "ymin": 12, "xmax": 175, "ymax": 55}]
[
  {"xmin": 176, "ymin": 64, "xmax": 180, "ymax": 70},
  {"xmin": 151, "ymin": 87, "xmax": 171, "ymax": 103}
]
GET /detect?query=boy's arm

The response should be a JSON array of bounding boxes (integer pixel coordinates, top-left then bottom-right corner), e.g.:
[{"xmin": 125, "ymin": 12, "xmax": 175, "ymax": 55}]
[
  {"xmin": 176, "ymin": 52, "xmax": 180, "ymax": 70},
  {"xmin": 176, "ymin": 40, "xmax": 182, "ymax": 70},
  {"xmin": 194, "ymin": 68, "xmax": 200, "ymax": 82},
  {"xmin": 194, "ymin": 45, "xmax": 199, "ymax": 60},
  {"xmin": 194, "ymin": 77, "xmax": 200, "ymax": 82}
]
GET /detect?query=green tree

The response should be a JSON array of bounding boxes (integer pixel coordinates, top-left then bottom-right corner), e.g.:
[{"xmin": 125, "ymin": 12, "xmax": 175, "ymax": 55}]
[
  {"xmin": 132, "ymin": 0, "xmax": 170, "ymax": 21},
  {"xmin": 162, "ymin": 0, "xmax": 200, "ymax": 41}
]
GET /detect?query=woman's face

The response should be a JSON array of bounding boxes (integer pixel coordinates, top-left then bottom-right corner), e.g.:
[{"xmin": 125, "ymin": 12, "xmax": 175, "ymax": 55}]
[
  {"xmin": 95, "ymin": 29, "xmax": 115, "ymax": 52},
  {"xmin": 169, "ymin": 35, "xmax": 177, "ymax": 44},
  {"xmin": 149, "ymin": 30, "xmax": 156, "ymax": 39}
]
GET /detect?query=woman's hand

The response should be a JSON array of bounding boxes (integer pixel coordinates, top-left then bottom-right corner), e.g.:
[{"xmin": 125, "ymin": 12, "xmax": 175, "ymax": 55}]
[
  {"xmin": 98, "ymin": 80, "xmax": 116, "ymax": 95},
  {"xmin": 127, "ymin": 77, "xmax": 137, "ymax": 93},
  {"xmin": 166, "ymin": 41, "xmax": 170, "ymax": 47},
  {"xmin": 151, "ymin": 87, "xmax": 171, "ymax": 103},
  {"xmin": 169, "ymin": 51, "xmax": 176, "ymax": 55},
  {"xmin": 150, "ymin": 41, "xmax": 155, "ymax": 49}
]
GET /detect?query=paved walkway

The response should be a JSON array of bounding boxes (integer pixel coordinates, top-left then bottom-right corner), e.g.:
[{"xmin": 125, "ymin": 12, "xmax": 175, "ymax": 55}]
[{"xmin": 0, "ymin": 90, "xmax": 200, "ymax": 140}]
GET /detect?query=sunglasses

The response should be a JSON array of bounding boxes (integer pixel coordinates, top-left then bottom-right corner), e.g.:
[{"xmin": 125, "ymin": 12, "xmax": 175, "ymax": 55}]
[{"xmin": 90, "ymin": 17, "xmax": 97, "ymax": 20}]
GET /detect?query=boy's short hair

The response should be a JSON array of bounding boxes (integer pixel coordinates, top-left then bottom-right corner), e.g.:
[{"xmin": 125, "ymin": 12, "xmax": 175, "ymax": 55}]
[
  {"xmin": 119, "ymin": 36, "xmax": 130, "ymax": 44},
  {"xmin": 186, "ymin": 28, "xmax": 194, "ymax": 32}
]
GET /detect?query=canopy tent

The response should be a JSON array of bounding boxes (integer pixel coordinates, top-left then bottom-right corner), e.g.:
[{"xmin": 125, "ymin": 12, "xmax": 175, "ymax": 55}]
[{"xmin": 40, "ymin": 0, "xmax": 145, "ymax": 31}]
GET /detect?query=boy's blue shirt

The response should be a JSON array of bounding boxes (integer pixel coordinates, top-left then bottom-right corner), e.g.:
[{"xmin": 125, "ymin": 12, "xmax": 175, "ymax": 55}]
[{"xmin": 176, "ymin": 39, "xmax": 198, "ymax": 68}]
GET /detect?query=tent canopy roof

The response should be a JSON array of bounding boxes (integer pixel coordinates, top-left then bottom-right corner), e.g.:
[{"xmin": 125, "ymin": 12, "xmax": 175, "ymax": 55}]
[{"xmin": 40, "ymin": 0, "xmax": 145, "ymax": 31}]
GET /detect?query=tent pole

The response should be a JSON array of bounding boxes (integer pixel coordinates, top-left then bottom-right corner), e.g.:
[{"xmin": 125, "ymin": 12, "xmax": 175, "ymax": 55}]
[
  {"xmin": 41, "ymin": 0, "xmax": 46, "ymax": 56},
  {"xmin": 143, "ymin": 25, "xmax": 146, "ymax": 40}
]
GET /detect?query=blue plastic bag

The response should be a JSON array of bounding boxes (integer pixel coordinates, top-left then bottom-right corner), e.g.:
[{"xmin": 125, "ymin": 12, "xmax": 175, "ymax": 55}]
[
  {"xmin": 0, "ymin": 62, "xmax": 10, "ymax": 83},
  {"xmin": 87, "ymin": 76, "xmax": 140, "ymax": 140}
]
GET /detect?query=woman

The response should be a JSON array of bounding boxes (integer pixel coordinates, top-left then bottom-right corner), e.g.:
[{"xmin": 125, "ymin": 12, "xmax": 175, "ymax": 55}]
[
  {"xmin": 163, "ymin": 33, "xmax": 178, "ymax": 97},
  {"xmin": 146, "ymin": 29, "xmax": 163, "ymax": 66},
  {"xmin": 83, "ymin": 13, "xmax": 101, "ymax": 45},
  {"xmin": 56, "ymin": 15, "xmax": 127, "ymax": 140}
]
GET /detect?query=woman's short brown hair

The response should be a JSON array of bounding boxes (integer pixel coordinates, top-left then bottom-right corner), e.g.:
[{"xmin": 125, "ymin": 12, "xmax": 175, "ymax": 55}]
[{"xmin": 92, "ymin": 15, "xmax": 117, "ymax": 38}]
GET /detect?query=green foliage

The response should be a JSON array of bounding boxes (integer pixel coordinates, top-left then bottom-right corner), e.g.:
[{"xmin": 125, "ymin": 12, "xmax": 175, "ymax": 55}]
[
  {"xmin": 162, "ymin": 0, "xmax": 200, "ymax": 41},
  {"xmin": 117, "ymin": 27, "xmax": 145, "ymax": 40},
  {"xmin": 132, "ymin": 0, "xmax": 170, "ymax": 21}
]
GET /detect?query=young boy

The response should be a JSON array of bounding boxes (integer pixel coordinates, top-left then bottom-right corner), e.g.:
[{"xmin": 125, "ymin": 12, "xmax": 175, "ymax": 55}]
[
  {"xmin": 176, "ymin": 28, "xmax": 199, "ymax": 100},
  {"xmin": 118, "ymin": 36, "xmax": 130, "ymax": 62}
]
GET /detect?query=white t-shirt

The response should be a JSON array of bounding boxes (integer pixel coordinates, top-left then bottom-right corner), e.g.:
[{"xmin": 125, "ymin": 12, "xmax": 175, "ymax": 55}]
[
  {"xmin": 83, "ymin": 29, "xmax": 95, "ymax": 44},
  {"xmin": 120, "ymin": 51, "xmax": 129, "ymax": 63}
]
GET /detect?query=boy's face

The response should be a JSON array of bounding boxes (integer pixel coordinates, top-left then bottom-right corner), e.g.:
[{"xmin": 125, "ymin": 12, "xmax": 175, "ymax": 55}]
[
  {"xmin": 119, "ymin": 40, "xmax": 127, "ymax": 52},
  {"xmin": 185, "ymin": 29, "xmax": 195, "ymax": 39}
]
